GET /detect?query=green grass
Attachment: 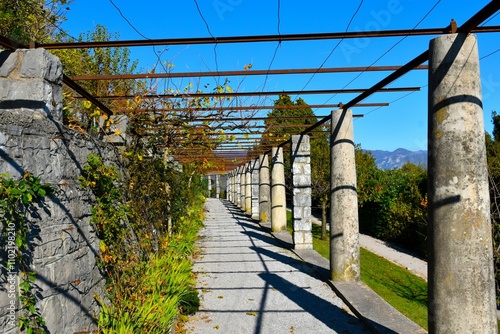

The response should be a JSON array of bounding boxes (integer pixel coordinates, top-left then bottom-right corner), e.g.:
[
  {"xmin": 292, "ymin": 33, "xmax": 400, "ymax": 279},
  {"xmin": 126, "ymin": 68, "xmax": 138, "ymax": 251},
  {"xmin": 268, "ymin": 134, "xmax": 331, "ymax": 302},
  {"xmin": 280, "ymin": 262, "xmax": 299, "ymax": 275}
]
[
  {"xmin": 286, "ymin": 214, "xmax": 429, "ymax": 330},
  {"xmin": 359, "ymin": 247, "xmax": 428, "ymax": 329}
]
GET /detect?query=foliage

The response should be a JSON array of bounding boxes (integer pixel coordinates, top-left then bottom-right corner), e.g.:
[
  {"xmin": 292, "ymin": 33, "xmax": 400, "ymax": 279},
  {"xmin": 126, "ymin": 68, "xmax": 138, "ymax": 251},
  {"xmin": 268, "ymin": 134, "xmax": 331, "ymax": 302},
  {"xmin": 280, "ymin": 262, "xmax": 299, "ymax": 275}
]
[
  {"xmin": 79, "ymin": 153, "xmax": 205, "ymax": 333},
  {"xmin": 260, "ymin": 95, "xmax": 329, "ymax": 204},
  {"xmin": 0, "ymin": 0, "xmax": 71, "ymax": 44},
  {"xmin": 310, "ymin": 130, "xmax": 330, "ymax": 240},
  {"xmin": 485, "ymin": 111, "xmax": 500, "ymax": 306},
  {"xmin": 52, "ymin": 25, "xmax": 143, "ymax": 132},
  {"xmin": 79, "ymin": 154, "xmax": 129, "ymax": 273},
  {"xmin": 355, "ymin": 147, "xmax": 428, "ymax": 256},
  {"xmin": 0, "ymin": 173, "xmax": 53, "ymax": 333},
  {"xmin": 96, "ymin": 187, "xmax": 204, "ymax": 333},
  {"xmin": 127, "ymin": 79, "xmax": 244, "ymax": 166}
]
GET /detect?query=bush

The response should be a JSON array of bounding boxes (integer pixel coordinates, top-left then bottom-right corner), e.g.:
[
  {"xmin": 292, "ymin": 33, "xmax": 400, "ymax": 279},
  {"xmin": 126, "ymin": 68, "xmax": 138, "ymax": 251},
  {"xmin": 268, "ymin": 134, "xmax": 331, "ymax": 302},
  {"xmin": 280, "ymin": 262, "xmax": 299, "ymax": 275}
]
[{"xmin": 80, "ymin": 153, "xmax": 206, "ymax": 333}]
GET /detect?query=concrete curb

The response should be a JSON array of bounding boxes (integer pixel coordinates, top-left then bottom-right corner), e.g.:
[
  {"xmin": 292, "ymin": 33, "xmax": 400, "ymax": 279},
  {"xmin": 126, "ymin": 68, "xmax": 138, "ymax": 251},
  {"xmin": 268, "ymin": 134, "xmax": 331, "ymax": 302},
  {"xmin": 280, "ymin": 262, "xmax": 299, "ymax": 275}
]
[{"xmin": 258, "ymin": 220, "xmax": 427, "ymax": 334}]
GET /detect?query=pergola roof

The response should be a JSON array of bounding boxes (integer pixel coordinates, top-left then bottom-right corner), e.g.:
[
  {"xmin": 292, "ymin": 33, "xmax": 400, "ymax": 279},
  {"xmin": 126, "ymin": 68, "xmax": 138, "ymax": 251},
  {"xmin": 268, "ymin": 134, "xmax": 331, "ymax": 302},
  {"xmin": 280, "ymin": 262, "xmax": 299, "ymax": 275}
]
[{"xmin": 1, "ymin": 1, "xmax": 499, "ymax": 172}]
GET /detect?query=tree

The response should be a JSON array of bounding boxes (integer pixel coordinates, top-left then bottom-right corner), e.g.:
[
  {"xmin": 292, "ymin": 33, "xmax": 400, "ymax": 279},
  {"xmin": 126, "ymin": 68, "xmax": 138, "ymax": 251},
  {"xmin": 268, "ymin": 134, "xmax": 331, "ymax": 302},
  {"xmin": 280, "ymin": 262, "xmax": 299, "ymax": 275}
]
[
  {"xmin": 260, "ymin": 95, "xmax": 330, "ymax": 234},
  {"xmin": 355, "ymin": 145, "xmax": 428, "ymax": 255},
  {"xmin": 261, "ymin": 95, "xmax": 320, "ymax": 191},
  {"xmin": 485, "ymin": 111, "xmax": 500, "ymax": 306},
  {"xmin": 0, "ymin": 0, "xmax": 71, "ymax": 44},
  {"xmin": 51, "ymin": 25, "xmax": 143, "ymax": 131},
  {"xmin": 311, "ymin": 133, "xmax": 330, "ymax": 239}
]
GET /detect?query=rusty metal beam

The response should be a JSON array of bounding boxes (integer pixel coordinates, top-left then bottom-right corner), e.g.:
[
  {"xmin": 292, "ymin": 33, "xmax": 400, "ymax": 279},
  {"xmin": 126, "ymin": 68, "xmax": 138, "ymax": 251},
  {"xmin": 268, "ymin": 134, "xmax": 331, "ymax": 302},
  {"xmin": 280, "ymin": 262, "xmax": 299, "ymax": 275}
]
[
  {"xmin": 132, "ymin": 103, "xmax": 382, "ymax": 114},
  {"xmin": 188, "ymin": 114, "xmax": 364, "ymax": 122},
  {"xmin": 69, "ymin": 65, "xmax": 428, "ymax": 81},
  {"xmin": 35, "ymin": 25, "xmax": 500, "ymax": 49},
  {"xmin": 62, "ymin": 75, "xmax": 114, "ymax": 116},
  {"xmin": 82, "ymin": 87, "xmax": 419, "ymax": 100},
  {"xmin": 274, "ymin": 0, "xmax": 500, "ymax": 151}
]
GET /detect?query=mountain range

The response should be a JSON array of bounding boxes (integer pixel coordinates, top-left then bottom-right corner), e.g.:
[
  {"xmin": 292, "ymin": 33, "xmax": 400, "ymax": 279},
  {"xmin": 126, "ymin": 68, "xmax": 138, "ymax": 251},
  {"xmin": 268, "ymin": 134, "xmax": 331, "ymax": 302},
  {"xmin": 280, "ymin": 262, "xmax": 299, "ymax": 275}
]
[{"xmin": 367, "ymin": 148, "xmax": 427, "ymax": 170}]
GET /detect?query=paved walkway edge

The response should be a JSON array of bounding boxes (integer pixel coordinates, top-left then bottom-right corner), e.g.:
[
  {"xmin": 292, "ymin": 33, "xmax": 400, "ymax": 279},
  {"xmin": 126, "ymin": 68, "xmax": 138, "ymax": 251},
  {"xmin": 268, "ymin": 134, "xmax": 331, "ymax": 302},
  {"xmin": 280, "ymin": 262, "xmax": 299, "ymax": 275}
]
[{"xmin": 258, "ymin": 221, "xmax": 427, "ymax": 334}]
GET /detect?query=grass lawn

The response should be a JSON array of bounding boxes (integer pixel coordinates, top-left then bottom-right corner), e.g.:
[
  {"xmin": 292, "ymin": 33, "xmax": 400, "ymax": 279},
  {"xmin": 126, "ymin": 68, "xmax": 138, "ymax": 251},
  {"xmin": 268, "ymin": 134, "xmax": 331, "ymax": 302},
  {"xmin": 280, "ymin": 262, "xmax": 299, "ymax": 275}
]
[{"xmin": 286, "ymin": 213, "xmax": 429, "ymax": 330}]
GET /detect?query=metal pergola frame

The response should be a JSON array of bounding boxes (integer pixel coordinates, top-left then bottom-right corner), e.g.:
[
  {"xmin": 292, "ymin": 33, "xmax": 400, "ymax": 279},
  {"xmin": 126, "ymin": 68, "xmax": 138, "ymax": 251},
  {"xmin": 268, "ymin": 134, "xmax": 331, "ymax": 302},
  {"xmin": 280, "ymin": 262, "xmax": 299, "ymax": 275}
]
[{"xmin": 1, "ymin": 1, "xmax": 499, "ymax": 170}]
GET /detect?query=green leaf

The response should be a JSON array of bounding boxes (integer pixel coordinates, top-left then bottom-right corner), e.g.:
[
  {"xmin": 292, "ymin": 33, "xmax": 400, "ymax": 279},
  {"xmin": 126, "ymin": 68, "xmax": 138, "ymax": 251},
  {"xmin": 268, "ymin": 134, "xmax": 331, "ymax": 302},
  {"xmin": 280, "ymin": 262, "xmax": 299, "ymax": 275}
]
[
  {"xmin": 15, "ymin": 237, "xmax": 23, "ymax": 248},
  {"xmin": 22, "ymin": 192, "xmax": 32, "ymax": 205},
  {"xmin": 19, "ymin": 281, "xmax": 30, "ymax": 292}
]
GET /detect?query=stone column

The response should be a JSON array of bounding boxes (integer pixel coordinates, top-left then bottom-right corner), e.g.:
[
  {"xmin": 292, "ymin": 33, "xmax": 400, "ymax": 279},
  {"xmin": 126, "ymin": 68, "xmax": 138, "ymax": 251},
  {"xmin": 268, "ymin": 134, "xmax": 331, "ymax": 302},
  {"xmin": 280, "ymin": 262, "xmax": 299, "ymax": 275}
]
[
  {"xmin": 233, "ymin": 170, "xmax": 238, "ymax": 203},
  {"xmin": 207, "ymin": 175, "xmax": 212, "ymax": 198},
  {"xmin": 240, "ymin": 166, "xmax": 246, "ymax": 211},
  {"xmin": 232, "ymin": 170, "xmax": 236, "ymax": 204},
  {"xmin": 227, "ymin": 172, "xmax": 232, "ymax": 202},
  {"xmin": 215, "ymin": 174, "xmax": 220, "ymax": 199},
  {"xmin": 233, "ymin": 167, "xmax": 241, "ymax": 207},
  {"xmin": 271, "ymin": 147, "xmax": 287, "ymax": 231},
  {"xmin": 330, "ymin": 108, "xmax": 360, "ymax": 281},
  {"xmin": 428, "ymin": 33, "xmax": 496, "ymax": 333},
  {"xmin": 233, "ymin": 168, "xmax": 240, "ymax": 206},
  {"xmin": 291, "ymin": 135, "xmax": 313, "ymax": 249},
  {"xmin": 259, "ymin": 154, "xmax": 271, "ymax": 223},
  {"xmin": 251, "ymin": 158, "xmax": 260, "ymax": 220},
  {"xmin": 245, "ymin": 162, "xmax": 252, "ymax": 216}
]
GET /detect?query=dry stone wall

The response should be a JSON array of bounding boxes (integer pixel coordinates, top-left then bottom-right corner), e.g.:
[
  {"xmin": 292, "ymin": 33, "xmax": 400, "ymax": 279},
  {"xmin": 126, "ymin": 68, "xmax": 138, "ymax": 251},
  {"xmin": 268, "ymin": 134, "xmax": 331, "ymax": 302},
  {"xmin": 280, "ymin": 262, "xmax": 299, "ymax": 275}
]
[{"xmin": 0, "ymin": 49, "xmax": 118, "ymax": 333}]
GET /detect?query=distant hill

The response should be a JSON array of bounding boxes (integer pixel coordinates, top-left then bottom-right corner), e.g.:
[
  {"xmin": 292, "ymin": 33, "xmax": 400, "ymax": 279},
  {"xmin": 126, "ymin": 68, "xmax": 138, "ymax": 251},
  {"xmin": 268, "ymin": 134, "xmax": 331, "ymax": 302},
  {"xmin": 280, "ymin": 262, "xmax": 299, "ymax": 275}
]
[{"xmin": 367, "ymin": 148, "xmax": 427, "ymax": 170}]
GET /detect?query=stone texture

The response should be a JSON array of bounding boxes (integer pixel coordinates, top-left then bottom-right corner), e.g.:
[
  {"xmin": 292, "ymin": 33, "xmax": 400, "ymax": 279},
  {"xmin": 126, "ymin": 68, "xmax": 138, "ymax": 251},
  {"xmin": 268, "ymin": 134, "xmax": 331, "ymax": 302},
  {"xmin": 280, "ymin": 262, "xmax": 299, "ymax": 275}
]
[
  {"xmin": 215, "ymin": 174, "xmax": 220, "ymax": 199},
  {"xmin": 240, "ymin": 165, "xmax": 246, "ymax": 210},
  {"xmin": 271, "ymin": 147, "xmax": 287, "ymax": 232},
  {"xmin": 428, "ymin": 33, "xmax": 497, "ymax": 333},
  {"xmin": 259, "ymin": 154, "xmax": 271, "ymax": 223},
  {"xmin": 330, "ymin": 109, "xmax": 360, "ymax": 282},
  {"xmin": 0, "ymin": 49, "xmax": 113, "ymax": 334},
  {"xmin": 245, "ymin": 163, "xmax": 252, "ymax": 216},
  {"xmin": 20, "ymin": 48, "xmax": 63, "ymax": 83},
  {"xmin": 251, "ymin": 158, "xmax": 260, "ymax": 220},
  {"xmin": 291, "ymin": 135, "xmax": 313, "ymax": 250},
  {"xmin": 0, "ymin": 51, "xmax": 18, "ymax": 77}
]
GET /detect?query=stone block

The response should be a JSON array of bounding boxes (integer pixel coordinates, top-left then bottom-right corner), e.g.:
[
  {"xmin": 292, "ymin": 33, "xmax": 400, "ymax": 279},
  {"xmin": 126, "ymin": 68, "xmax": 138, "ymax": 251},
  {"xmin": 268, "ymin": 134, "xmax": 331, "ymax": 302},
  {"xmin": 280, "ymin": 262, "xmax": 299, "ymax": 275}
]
[
  {"xmin": 292, "ymin": 164, "xmax": 303, "ymax": 175},
  {"xmin": 101, "ymin": 115, "xmax": 129, "ymax": 145},
  {"xmin": 0, "ymin": 51, "xmax": 18, "ymax": 77},
  {"xmin": 303, "ymin": 164, "xmax": 311, "ymax": 175},
  {"xmin": 294, "ymin": 219, "xmax": 312, "ymax": 231},
  {"xmin": 293, "ymin": 174, "xmax": 311, "ymax": 186},
  {"xmin": 293, "ymin": 206, "xmax": 303, "ymax": 217},
  {"xmin": 293, "ymin": 188, "xmax": 311, "ymax": 207},
  {"xmin": 20, "ymin": 49, "xmax": 63, "ymax": 84},
  {"xmin": 293, "ymin": 231, "xmax": 313, "ymax": 250}
]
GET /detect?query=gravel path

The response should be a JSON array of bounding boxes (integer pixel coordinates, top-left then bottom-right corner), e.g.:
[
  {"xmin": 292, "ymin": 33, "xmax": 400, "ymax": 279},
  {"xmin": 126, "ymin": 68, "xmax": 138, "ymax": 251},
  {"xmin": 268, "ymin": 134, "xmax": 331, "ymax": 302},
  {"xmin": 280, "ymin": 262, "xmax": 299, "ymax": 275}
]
[
  {"xmin": 359, "ymin": 234, "xmax": 427, "ymax": 281},
  {"xmin": 185, "ymin": 199, "xmax": 371, "ymax": 334},
  {"xmin": 310, "ymin": 216, "xmax": 428, "ymax": 281}
]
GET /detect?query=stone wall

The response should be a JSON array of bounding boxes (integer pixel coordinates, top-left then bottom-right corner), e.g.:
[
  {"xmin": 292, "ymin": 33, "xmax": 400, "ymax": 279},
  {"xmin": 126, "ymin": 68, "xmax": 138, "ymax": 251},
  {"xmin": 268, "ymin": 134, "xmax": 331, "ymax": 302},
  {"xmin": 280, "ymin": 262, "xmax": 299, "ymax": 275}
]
[{"xmin": 0, "ymin": 49, "xmax": 117, "ymax": 333}]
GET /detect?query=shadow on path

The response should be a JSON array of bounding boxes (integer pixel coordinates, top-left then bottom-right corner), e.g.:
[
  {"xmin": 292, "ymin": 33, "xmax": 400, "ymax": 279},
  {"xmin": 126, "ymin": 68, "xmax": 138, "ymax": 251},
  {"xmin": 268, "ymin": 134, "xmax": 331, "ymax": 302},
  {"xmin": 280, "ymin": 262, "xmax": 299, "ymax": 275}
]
[{"xmin": 220, "ymin": 199, "xmax": 399, "ymax": 334}]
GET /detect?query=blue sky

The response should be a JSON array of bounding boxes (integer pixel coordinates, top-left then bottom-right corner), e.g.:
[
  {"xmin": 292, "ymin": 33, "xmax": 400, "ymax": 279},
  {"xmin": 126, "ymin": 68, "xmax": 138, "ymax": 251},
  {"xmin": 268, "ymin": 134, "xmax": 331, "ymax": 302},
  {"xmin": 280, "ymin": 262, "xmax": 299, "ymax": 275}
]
[{"xmin": 61, "ymin": 0, "xmax": 500, "ymax": 152}]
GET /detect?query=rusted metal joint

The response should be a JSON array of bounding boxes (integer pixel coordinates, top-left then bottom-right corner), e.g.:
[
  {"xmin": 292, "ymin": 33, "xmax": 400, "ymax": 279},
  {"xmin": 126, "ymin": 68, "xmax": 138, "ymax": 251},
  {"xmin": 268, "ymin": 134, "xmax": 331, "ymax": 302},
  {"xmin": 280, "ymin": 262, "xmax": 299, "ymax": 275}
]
[{"xmin": 449, "ymin": 19, "xmax": 458, "ymax": 34}]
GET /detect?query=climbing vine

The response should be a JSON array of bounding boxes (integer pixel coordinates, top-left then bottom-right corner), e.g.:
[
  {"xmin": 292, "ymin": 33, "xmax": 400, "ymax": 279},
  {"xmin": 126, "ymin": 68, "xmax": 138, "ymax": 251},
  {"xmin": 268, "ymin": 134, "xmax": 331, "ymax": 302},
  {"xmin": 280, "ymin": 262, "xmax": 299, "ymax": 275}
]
[
  {"xmin": 78, "ymin": 154, "xmax": 128, "ymax": 273},
  {"xmin": 79, "ymin": 153, "xmax": 204, "ymax": 333},
  {"xmin": 0, "ymin": 173, "xmax": 52, "ymax": 334}
]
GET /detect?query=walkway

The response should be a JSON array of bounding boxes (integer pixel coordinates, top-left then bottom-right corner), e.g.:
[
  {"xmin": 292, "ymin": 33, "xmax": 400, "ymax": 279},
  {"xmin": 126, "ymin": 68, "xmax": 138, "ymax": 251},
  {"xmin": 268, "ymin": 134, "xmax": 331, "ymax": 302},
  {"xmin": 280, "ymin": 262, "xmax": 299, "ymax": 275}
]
[{"xmin": 184, "ymin": 199, "xmax": 426, "ymax": 334}]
